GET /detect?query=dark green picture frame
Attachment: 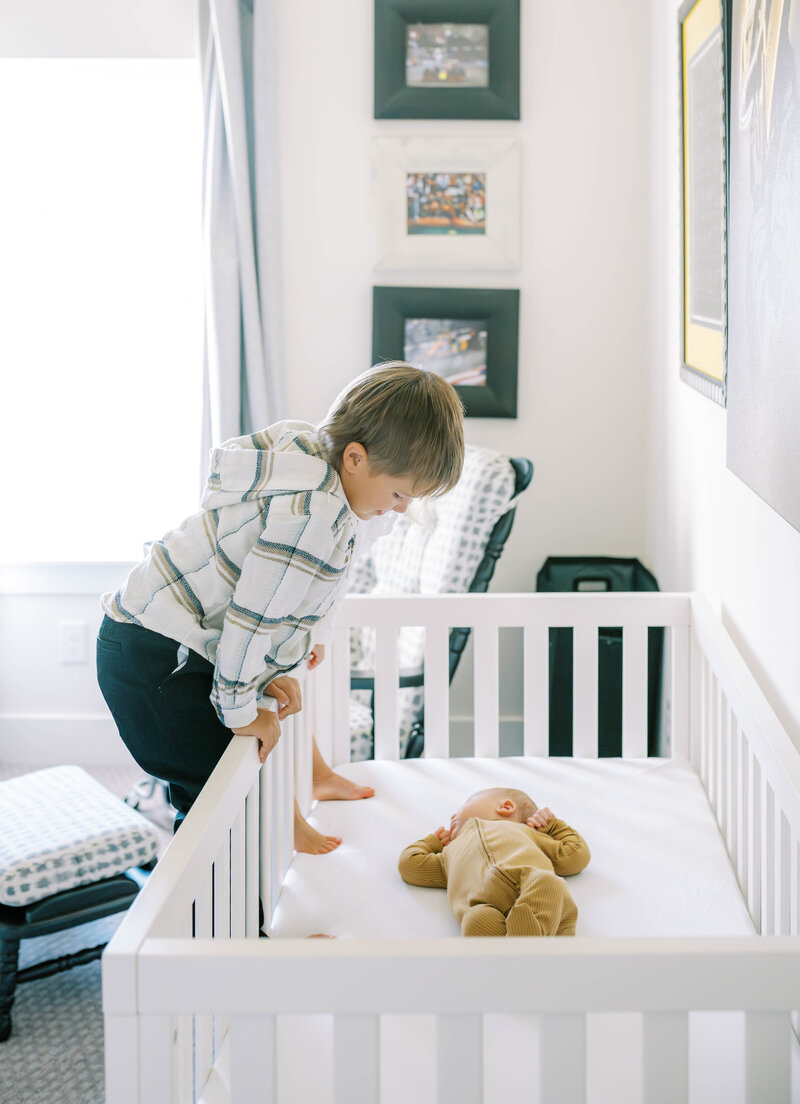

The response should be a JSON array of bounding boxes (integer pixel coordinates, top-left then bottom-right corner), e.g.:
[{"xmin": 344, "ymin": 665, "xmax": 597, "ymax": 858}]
[
  {"xmin": 372, "ymin": 285, "xmax": 519, "ymax": 417},
  {"xmin": 374, "ymin": 0, "xmax": 520, "ymax": 120}
]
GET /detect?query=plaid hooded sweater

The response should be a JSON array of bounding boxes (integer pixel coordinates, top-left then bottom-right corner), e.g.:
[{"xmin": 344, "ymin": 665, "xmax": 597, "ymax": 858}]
[{"xmin": 102, "ymin": 421, "xmax": 358, "ymax": 729}]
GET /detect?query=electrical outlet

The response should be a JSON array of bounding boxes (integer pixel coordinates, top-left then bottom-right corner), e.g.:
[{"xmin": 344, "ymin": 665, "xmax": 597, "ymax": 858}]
[{"xmin": 59, "ymin": 620, "xmax": 87, "ymax": 664}]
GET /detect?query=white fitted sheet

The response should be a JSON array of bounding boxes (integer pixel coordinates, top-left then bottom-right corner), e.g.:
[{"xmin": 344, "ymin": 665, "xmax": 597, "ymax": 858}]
[{"xmin": 272, "ymin": 756, "xmax": 755, "ymax": 939}]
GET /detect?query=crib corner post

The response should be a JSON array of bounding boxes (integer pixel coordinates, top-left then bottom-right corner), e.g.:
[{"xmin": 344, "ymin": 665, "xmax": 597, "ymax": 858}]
[{"xmin": 104, "ymin": 1012, "xmax": 142, "ymax": 1104}]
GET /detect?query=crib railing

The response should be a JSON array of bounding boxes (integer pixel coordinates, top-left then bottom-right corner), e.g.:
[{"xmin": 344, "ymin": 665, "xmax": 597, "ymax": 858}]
[
  {"xmin": 314, "ymin": 591, "xmax": 691, "ymax": 762},
  {"xmin": 103, "ymin": 695, "xmax": 314, "ymax": 1104},
  {"xmin": 689, "ymin": 595, "xmax": 800, "ymax": 941},
  {"xmin": 103, "ymin": 592, "xmax": 800, "ymax": 1104}
]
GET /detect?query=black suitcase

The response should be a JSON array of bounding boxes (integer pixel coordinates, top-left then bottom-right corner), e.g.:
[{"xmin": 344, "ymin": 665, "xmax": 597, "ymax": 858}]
[{"xmin": 536, "ymin": 557, "xmax": 664, "ymax": 756}]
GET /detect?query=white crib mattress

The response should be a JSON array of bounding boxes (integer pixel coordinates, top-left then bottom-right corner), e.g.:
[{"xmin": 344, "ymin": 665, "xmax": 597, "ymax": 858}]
[{"xmin": 271, "ymin": 756, "xmax": 755, "ymax": 939}]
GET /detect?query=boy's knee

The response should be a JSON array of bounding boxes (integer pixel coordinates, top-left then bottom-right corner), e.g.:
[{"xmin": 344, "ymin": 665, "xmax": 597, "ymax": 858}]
[{"xmin": 461, "ymin": 904, "xmax": 507, "ymax": 937}]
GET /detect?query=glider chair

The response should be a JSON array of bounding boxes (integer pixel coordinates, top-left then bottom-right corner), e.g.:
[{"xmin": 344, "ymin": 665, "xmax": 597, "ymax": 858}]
[{"xmin": 348, "ymin": 446, "xmax": 533, "ymax": 760}]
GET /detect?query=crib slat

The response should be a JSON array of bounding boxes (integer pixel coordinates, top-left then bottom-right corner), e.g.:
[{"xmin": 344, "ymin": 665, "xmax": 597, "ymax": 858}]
[
  {"xmin": 718, "ymin": 685, "xmax": 728, "ymax": 829},
  {"xmin": 745, "ymin": 1011, "xmax": 790, "ymax": 1104},
  {"xmin": 214, "ymin": 837, "xmax": 231, "ymax": 940},
  {"xmin": 622, "ymin": 625, "xmax": 648, "ymax": 758},
  {"xmin": 670, "ymin": 625, "xmax": 690, "ymax": 758},
  {"xmin": 779, "ymin": 814, "xmax": 791, "ymax": 935},
  {"xmin": 424, "ymin": 624, "xmax": 450, "ymax": 758},
  {"xmin": 437, "ymin": 1013, "xmax": 482, "ymax": 1104},
  {"xmin": 231, "ymin": 809, "xmax": 245, "ymax": 939},
  {"xmin": 228, "ymin": 1014, "xmax": 276, "ymax": 1104},
  {"xmin": 539, "ymin": 1014, "xmax": 585, "ymax": 1103},
  {"xmin": 474, "ymin": 625, "xmax": 500, "ymax": 757},
  {"xmin": 689, "ymin": 627, "xmax": 703, "ymax": 773},
  {"xmin": 331, "ymin": 624, "xmax": 352, "ymax": 766},
  {"xmin": 374, "ymin": 625, "xmax": 400, "ymax": 760},
  {"xmin": 729, "ymin": 714, "xmax": 740, "ymax": 875},
  {"xmin": 245, "ymin": 777, "xmax": 260, "ymax": 937},
  {"xmin": 334, "ymin": 1014, "xmax": 379, "ymax": 1104},
  {"xmin": 572, "ymin": 626, "xmax": 598, "ymax": 757},
  {"xmin": 523, "ymin": 623, "xmax": 549, "ymax": 756},
  {"xmin": 739, "ymin": 733, "xmax": 750, "ymax": 904},
  {"xmin": 279, "ymin": 721, "xmax": 295, "ymax": 879},
  {"xmin": 311, "ymin": 633, "xmax": 333, "ymax": 764},
  {"xmin": 764, "ymin": 782, "xmax": 776, "ymax": 936},
  {"xmin": 294, "ymin": 698, "xmax": 313, "ymax": 817},
  {"xmin": 642, "ymin": 1012, "xmax": 688, "ymax": 1104},
  {"xmin": 750, "ymin": 752, "xmax": 763, "ymax": 931},
  {"xmin": 213, "ymin": 839, "xmax": 231, "ymax": 1053},
  {"xmin": 259, "ymin": 755, "xmax": 276, "ymax": 928},
  {"xmin": 195, "ymin": 873, "xmax": 214, "ymax": 1087}
]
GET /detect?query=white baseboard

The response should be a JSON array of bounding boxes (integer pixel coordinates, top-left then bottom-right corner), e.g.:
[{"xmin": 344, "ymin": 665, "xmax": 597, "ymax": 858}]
[{"xmin": 0, "ymin": 713, "xmax": 140, "ymax": 768}]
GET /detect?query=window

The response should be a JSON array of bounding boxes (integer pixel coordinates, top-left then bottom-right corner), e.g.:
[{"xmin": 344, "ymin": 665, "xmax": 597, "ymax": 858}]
[{"xmin": 0, "ymin": 59, "xmax": 203, "ymax": 562}]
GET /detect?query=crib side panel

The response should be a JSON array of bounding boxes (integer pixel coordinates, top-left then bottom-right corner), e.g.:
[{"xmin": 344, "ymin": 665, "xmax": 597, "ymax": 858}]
[
  {"xmin": 132, "ymin": 935, "xmax": 800, "ymax": 1104},
  {"xmin": 690, "ymin": 595, "xmax": 800, "ymax": 942},
  {"xmin": 326, "ymin": 592, "xmax": 692, "ymax": 763}
]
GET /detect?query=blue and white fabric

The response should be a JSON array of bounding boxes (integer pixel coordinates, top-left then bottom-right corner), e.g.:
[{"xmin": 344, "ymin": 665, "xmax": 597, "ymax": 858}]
[{"xmin": 0, "ymin": 766, "xmax": 160, "ymax": 907}]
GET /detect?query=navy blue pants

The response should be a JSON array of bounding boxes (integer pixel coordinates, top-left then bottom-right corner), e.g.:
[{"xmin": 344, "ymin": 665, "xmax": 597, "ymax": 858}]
[{"xmin": 96, "ymin": 616, "xmax": 231, "ymax": 824}]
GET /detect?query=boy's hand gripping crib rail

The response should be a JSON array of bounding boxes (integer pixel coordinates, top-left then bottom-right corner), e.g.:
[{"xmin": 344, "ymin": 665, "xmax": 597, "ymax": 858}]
[{"xmin": 103, "ymin": 593, "xmax": 800, "ymax": 1104}]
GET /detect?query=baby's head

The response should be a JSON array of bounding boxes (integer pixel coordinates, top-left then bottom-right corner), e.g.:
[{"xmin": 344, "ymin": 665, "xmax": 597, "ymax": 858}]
[
  {"xmin": 318, "ymin": 361, "xmax": 465, "ymax": 504},
  {"xmin": 449, "ymin": 787, "xmax": 538, "ymax": 841}
]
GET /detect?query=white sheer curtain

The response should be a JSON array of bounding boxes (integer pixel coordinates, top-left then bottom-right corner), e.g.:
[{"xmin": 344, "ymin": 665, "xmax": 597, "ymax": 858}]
[{"xmin": 199, "ymin": 0, "xmax": 284, "ymax": 457}]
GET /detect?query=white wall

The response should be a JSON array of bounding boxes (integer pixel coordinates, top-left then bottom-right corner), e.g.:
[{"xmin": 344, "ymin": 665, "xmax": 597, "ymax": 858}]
[
  {"xmin": 1, "ymin": 0, "xmax": 655, "ymax": 764},
  {"xmin": 276, "ymin": 0, "xmax": 653, "ymax": 737},
  {"xmin": 647, "ymin": 0, "xmax": 800, "ymax": 754},
  {"xmin": 277, "ymin": 0, "xmax": 653, "ymax": 594}
]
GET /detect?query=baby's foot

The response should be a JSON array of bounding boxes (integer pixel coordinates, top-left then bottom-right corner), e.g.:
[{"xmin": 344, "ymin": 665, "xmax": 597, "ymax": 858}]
[
  {"xmin": 313, "ymin": 769, "xmax": 375, "ymax": 802},
  {"xmin": 294, "ymin": 813, "xmax": 342, "ymax": 855}
]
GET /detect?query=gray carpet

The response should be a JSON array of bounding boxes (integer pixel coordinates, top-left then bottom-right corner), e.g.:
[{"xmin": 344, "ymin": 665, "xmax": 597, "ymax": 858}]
[{"xmin": 0, "ymin": 765, "xmax": 173, "ymax": 1104}]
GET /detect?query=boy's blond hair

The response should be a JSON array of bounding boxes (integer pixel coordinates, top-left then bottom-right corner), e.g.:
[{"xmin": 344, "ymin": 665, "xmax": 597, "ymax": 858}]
[{"xmin": 318, "ymin": 362, "xmax": 465, "ymax": 498}]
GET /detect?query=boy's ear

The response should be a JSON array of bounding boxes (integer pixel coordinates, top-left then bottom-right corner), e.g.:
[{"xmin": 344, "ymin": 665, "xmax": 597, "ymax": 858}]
[
  {"xmin": 495, "ymin": 798, "xmax": 517, "ymax": 818},
  {"xmin": 341, "ymin": 441, "xmax": 368, "ymax": 473}
]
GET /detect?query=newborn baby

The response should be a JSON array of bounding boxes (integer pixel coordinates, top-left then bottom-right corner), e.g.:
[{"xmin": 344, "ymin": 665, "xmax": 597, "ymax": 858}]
[{"xmin": 398, "ymin": 786, "xmax": 590, "ymax": 936}]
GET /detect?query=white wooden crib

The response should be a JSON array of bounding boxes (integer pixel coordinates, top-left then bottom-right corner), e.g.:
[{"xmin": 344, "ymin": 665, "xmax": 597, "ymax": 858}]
[{"xmin": 103, "ymin": 593, "xmax": 800, "ymax": 1104}]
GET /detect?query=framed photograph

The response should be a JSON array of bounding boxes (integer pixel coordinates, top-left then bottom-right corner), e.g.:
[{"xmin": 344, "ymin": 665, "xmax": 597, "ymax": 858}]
[
  {"xmin": 372, "ymin": 285, "xmax": 519, "ymax": 417},
  {"xmin": 679, "ymin": 0, "xmax": 731, "ymax": 405},
  {"xmin": 726, "ymin": 0, "xmax": 800, "ymax": 534},
  {"xmin": 372, "ymin": 138, "xmax": 521, "ymax": 271},
  {"xmin": 374, "ymin": 0, "xmax": 520, "ymax": 120}
]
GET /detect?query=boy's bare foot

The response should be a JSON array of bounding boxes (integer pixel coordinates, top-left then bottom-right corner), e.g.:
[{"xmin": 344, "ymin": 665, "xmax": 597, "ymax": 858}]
[
  {"xmin": 312, "ymin": 769, "xmax": 375, "ymax": 802},
  {"xmin": 294, "ymin": 813, "xmax": 342, "ymax": 855}
]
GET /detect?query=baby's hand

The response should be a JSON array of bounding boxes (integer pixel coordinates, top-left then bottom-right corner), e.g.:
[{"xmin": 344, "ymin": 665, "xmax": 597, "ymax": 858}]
[
  {"xmin": 434, "ymin": 825, "xmax": 452, "ymax": 847},
  {"xmin": 526, "ymin": 807, "xmax": 554, "ymax": 831}
]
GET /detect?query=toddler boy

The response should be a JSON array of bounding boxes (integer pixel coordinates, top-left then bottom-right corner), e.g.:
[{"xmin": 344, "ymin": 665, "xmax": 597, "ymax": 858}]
[{"xmin": 97, "ymin": 362, "xmax": 464, "ymax": 847}]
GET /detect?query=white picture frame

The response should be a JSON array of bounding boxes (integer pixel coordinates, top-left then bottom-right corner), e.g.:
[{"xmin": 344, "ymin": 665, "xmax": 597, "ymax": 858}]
[{"xmin": 372, "ymin": 137, "xmax": 521, "ymax": 271}]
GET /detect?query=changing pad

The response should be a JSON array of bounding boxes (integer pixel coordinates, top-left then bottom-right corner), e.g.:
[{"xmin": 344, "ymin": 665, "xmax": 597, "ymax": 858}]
[{"xmin": 272, "ymin": 756, "xmax": 755, "ymax": 939}]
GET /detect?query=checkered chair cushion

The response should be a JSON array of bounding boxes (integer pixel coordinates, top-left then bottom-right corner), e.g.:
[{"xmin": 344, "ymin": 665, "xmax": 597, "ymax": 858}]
[
  {"xmin": 0, "ymin": 766, "xmax": 160, "ymax": 907},
  {"xmin": 348, "ymin": 445, "xmax": 518, "ymax": 759}
]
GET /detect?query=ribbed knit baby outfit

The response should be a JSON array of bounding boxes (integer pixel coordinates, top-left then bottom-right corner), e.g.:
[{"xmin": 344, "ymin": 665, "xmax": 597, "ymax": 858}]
[{"xmin": 398, "ymin": 817, "xmax": 590, "ymax": 937}]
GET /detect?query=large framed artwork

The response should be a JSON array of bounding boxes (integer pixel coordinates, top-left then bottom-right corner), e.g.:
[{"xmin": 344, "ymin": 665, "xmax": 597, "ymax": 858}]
[
  {"xmin": 374, "ymin": 0, "xmax": 520, "ymax": 120},
  {"xmin": 372, "ymin": 137, "xmax": 521, "ymax": 271},
  {"xmin": 372, "ymin": 285, "xmax": 519, "ymax": 417},
  {"xmin": 726, "ymin": 0, "xmax": 800, "ymax": 533},
  {"xmin": 679, "ymin": 0, "xmax": 731, "ymax": 405}
]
